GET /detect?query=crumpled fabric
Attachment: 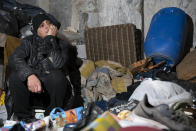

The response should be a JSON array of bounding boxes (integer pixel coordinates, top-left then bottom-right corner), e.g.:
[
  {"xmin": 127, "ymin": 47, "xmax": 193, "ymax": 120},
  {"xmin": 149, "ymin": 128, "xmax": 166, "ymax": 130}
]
[
  {"xmin": 85, "ymin": 67, "xmax": 116, "ymax": 102},
  {"xmin": 95, "ymin": 60, "xmax": 132, "ymax": 78},
  {"xmin": 112, "ymin": 74, "xmax": 133, "ymax": 93}
]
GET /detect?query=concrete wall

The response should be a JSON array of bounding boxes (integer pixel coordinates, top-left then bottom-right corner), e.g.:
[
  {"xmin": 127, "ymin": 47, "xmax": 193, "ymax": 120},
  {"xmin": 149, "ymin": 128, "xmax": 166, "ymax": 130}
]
[
  {"xmin": 71, "ymin": 0, "xmax": 143, "ymax": 32},
  {"xmin": 49, "ymin": 0, "xmax": 72, "ymax": 32},
  {"xmin": 37, "ymin": 0, "xmax": 49, "ymax": 13}
]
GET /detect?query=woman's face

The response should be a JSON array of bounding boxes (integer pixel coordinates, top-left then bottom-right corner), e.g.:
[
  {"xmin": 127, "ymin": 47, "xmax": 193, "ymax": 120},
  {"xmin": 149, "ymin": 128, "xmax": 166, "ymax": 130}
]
[{"xmin": 37, "ymin": 20, "xmax": 51, "ymax": 38}]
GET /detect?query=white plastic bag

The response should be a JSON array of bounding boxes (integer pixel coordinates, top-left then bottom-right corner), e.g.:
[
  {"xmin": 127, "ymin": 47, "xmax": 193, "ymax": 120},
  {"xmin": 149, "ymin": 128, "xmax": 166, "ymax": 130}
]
[{"xmin": 129, "ymin": 78, "xmax": 192, "ymax": 107}]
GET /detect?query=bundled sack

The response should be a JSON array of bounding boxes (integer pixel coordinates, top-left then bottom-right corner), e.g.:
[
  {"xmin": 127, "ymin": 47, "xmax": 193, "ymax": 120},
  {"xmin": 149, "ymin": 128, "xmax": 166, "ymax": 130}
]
[
  {"xmin": 129, "ymin": 78, "xmax": 192, "ymax": 107},
  {"xmin": 176, "ymin": 49, "xmax": 196, "ymax": 83}
]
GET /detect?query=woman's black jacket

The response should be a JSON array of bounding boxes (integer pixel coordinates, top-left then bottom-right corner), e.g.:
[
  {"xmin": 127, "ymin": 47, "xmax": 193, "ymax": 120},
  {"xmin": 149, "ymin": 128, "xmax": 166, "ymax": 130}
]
[{"xmin": 8, "ymin": 34, "xmax": 81, "ymax": 95}]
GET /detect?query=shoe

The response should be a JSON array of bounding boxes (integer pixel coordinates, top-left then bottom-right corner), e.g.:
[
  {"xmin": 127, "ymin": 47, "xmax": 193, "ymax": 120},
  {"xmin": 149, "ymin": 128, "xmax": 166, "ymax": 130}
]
[
  {"xmin": 132, "ymin": 94, "xmax": 196, "ymax": 131},
  {"xmin": 171, "ymin": 101, "xmax": 196, "ymax": 119}
]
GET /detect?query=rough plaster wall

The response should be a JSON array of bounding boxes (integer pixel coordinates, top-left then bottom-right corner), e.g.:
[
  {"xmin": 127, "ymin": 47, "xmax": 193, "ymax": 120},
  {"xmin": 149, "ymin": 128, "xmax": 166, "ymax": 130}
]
[
  {"xmin": 144, "ymin": 0, "xmax": 196, "ymax": 48},
  {"xmin": 94, "ymin": 0, "xmax": 142, "ymax": 29},
  {"xmin": 71, "ymin": 0, "xmax": 143, "ymax": 31},
  {"xmin": 71, "ymin": 0, "xmax": 97, "ymax": 31},
  {"xmin": 37, "ymin": 0, "xmax": 49, "ymax": 12},
  {"xmin": 49, "ymin": 0, "xmax": 72, "ymax": 31}
]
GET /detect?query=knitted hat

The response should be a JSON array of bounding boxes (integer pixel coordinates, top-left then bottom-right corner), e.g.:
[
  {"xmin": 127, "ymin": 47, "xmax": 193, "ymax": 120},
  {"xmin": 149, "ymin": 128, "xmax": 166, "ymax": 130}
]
[{"xmin": 32, "ymin": 13, "xmax": 61, "ymax": 33}]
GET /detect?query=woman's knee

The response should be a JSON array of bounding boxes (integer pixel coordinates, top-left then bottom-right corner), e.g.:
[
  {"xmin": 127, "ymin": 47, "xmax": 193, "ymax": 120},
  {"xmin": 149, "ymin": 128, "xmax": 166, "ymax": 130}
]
[
  {"xmin": 47, "ymin": 70, "xmax": 67, "ymax": 83},
  {"xmin": 42, "ymin": 70, "xmax": 69, "ymax": 89}
]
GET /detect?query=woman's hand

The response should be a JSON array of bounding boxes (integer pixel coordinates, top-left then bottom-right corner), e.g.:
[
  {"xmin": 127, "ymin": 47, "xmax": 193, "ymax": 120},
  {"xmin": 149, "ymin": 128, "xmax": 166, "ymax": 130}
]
[
  {"xmin": 27, "ymin": 74, "xmax": 42, "ymax": 93},
  {"xmin": 47, "ymin": 25, "xmax": 58, "ymax": 36}
]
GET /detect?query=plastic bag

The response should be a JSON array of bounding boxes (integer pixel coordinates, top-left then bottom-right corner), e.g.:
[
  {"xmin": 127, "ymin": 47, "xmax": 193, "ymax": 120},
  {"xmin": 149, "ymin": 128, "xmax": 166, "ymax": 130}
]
[
  {"xmin": 1, "ymin": 0, "xmax": 45, "ymax": 18},
  {"xmin": 129, "ymin": 78, "xmax": 192, "ymax": 107},
  {"xmin": 0, "ymin": 9, "xmax": 18, "ymax": 36}
]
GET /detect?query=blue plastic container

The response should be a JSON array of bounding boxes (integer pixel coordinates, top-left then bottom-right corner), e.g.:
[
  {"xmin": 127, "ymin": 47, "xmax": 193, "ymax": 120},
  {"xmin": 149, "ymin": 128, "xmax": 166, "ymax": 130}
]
[{"xmin": 144, "ymin": 7, "xmax": 187, "ymax": 67}]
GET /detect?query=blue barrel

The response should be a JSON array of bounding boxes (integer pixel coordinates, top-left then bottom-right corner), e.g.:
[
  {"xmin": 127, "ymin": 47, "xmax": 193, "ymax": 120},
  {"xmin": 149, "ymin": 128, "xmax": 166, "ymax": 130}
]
[{"xmin": 144, "ymin": 7, "xmax": 187, "ymax": 67}]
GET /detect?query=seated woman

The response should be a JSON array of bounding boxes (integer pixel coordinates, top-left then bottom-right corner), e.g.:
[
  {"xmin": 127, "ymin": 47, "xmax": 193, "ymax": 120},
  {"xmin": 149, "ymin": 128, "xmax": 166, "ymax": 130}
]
[{"xmin": 8, "ymin": 13, "xmax": 83, "ymax": 121}]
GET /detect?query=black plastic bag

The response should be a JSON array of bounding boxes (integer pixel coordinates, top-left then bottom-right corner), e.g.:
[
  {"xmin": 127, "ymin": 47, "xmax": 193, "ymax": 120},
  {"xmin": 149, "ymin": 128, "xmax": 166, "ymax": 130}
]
[
  {"xmin": 1, "ymin": 0, "xmax": 46, "ymax": 33},
  {"xmin": 20, "ymin": 4, "xmax": 45, "ymax": 18},
  {"xmin": 13, "ymin": 9, "xmax": 30, "ymax": 29},
  {"xmin": 1, "ymin": 0, "xmax": 20, "ymax": 10},
  {"xmin": 0, "ymin": 8, "xmax": 18, "ymax": 36},
  {"xmin": 1, "ymin": 0, "xmax": 45, "ymax": 18}
]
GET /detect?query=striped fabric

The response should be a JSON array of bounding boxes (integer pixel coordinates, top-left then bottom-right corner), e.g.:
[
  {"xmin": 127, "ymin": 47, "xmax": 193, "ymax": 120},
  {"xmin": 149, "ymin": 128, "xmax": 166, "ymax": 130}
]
[{"xmin": 84, "ymin": 24, "xmax": 141, "ymax": 67}]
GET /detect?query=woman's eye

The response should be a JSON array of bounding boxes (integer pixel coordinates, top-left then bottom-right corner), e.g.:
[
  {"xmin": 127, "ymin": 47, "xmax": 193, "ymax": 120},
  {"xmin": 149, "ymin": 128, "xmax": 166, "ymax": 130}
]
[{"xmin": 39, "ymin": 24, "xmax": 44, "ymax": 28}]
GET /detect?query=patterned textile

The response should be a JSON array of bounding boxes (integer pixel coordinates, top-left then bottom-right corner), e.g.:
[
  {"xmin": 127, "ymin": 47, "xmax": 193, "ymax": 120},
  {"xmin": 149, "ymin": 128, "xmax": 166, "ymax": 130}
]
[
  {"xmin": 84, "ymin": 24, "xmax": 142, "ymax": 67},
  {"xmin": 109, "ymin": 99, "xmax": 139, "ymax": 115}
]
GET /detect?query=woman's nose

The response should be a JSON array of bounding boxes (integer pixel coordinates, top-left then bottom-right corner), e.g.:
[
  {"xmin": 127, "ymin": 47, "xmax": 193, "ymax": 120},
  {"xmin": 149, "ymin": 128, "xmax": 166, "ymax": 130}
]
[{"xmin": 45, "ymin": 24, "xmax": 49, "ymax": 30}]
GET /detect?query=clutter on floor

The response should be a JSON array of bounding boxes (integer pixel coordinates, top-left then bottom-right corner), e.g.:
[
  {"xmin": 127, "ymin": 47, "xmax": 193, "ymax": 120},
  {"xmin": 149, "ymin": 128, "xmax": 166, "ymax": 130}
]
[{"xmin": 0, "ymin": 3, "xmax": 196, "ymax": 131}]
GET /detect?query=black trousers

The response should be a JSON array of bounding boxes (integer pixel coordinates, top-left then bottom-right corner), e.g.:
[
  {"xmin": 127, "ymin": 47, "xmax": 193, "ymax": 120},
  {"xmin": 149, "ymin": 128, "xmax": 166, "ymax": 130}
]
[{"xmin": 9, "ymin": 70, "xmax": 71, "ymax": 120}]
